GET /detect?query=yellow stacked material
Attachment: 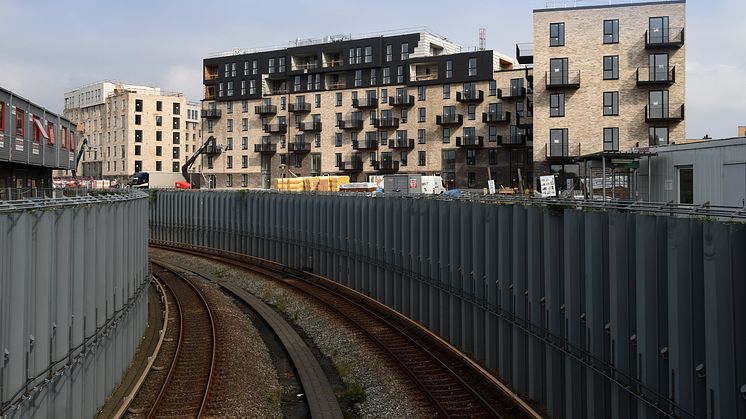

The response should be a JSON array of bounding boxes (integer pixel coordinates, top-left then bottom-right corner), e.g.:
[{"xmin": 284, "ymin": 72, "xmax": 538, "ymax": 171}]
[
  {"xmin": 318, "ymin": 178, "xmax": 330, "ymax": 192},
  {"xmin": 304, "ymin": 176, "xmax": 321, "ymax": 191},
  {"xmin": 326, "ymin": 175, "xmax": 350, "ymax": 192},
  {"xmin": 274, "ymin": 178, "xmax": 305, "ymax": 191}
]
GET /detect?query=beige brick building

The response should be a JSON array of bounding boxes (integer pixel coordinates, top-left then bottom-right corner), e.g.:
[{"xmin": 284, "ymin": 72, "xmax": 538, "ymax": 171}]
[
  {"xmin": 62, "ymin": 81, "xmax": 201, "ymax": 184},
  {"xmin": 201, "ymin": 31, "xmax": 531, "ymax": 190},
  {"xmin": 531, "ymin": 1, "xmax": 686, "ymax": 188}
]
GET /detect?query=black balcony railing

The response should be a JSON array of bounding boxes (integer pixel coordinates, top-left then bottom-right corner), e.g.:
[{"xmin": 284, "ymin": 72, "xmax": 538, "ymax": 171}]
[
  {"xmin": 456, "ymin": 136, "xmax": 484, "ymax": 148},
  {"xmin": 352, "ymin": 97, "xmax": 378, "ymax": 108},
  {"xmin": 338, "ymin": 159, "xmax": 364, "ymax": 171},
  {"xmin": 436, "ymin": 114, "xmax": 464, "ymax": 126},
  {"xmin": 498, "ymin": 87, "xmax": 527, "ymax": 99},
  {"xmin": 263, "ymin": 123, "xmax": 287, "ymax": 134},
  {"xmin": 372, "ymin": 117, "xmax": 399, "ymax": 128},
  {"xmin": 337, "ymin": 119, "xmax": 364, "ymax": 130},
  {"xmin": 202, "ymin": 109, "xmax": 221, "ymax": 119},
  {"xmin": 636, "ymin": 67, "xmax": 676, "ymax": 86},
  {"xmin": 482, "ymin": 111, "xmax": 511, "ymax": 124},
  {"xmin": 516, "ymin": 114, "xmax": 533, "ymax": 127},
  {"xmin": 298, "ymin": 121, "xmax": 323, "ymax": 131},
  {"xmin": 501, "ymin": 134, "xmax": 528, "ymax": 147},
  {"xmin": 254, "ymin": 143, "xmax": 277, "ymax": 153},
  {"xmin": 645, "ymin": 27, "xmax": 685, "ymax": 49},
  {"xmin": 388, "ymin": 138, "xmax": 414, "ymax": 149},
  {"xmin": 516, "ymin": 43, "xmax": 534, "ymax": 65},
  {"xmin": 372, "ymin": 160, "xmax": 400, "ymax": 172},
  {"xmin": 254, "ymin": 105, "xmax": 277, "ymax": 115},
  {"xmin": 389, "ymin": 95, "xmax": 415, "ymax": 107},
  {"xmin": 456, "ymin": 90, "xmax": 484, "ymax": 103},
  {"xmin": 352, "ymin": 140, "xmax": 379, "ymax": 150},
  {"xmin": 545, "ymin": 142, "xmax": 581, "ymax": 160},
  {"xmin": 645, "ymin": 104, "xmax": 685, "ymax": 122},
  {"xmin": 288, "ymin": 102, "xmax": 311, "ymax": 113},
  {"xmin": 546, "ymin": 70, "xmax": 581, "ymax": 90},
  {"xmin": 288, "ymin": 142, "xmax": 311, "ymax": 153}
]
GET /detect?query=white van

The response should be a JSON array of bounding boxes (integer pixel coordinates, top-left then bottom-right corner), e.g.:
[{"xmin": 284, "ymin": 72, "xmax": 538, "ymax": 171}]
[{"xmin": 421, "ymin": 175, "xmax": 445, "ymax": 194}]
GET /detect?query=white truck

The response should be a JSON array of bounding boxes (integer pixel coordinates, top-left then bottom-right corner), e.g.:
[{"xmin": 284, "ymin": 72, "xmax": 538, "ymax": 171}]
[
  {"xmin": 127, "ymin": 172, "xmax": 185, "ymax": 189},
  {"xmin": 376, "ymin": 174, "xmax": 445, "ymax": 194}
]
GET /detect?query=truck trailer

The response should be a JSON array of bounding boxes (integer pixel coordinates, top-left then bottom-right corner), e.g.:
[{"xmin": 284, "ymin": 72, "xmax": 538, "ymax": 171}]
[{"xmin": 127, "ymin": 172, "xmax": 186, "ymax": 189}]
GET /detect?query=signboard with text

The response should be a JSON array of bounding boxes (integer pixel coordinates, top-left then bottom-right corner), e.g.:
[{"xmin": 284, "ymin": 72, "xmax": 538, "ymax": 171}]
[{"xmin": 540, "ymin": 175, "xmax": 557, "ymax": 197}]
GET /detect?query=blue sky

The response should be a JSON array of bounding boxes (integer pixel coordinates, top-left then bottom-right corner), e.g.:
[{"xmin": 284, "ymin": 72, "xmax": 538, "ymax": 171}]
[{"xmin": 1, "ymin": 0, "xmax": 743, "ymax": 139}]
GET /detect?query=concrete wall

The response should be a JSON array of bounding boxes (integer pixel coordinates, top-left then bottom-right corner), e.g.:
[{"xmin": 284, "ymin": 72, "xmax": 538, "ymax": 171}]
[
  {"xmin": 150, "ymin": 190, "xmax": 746, "ymax": 419},
  {"xmin": 0, "ymin": 191, "xmax": 150, "ymax": 418}
]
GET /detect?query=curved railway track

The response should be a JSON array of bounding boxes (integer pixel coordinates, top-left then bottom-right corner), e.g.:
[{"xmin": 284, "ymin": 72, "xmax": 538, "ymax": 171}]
[
  {"xmin": 148, "ymin": 262, "xmax": 217, "ymax": 418},
  {"xmin": 151, "ymin": 243, "xmax": 540, "ymax": 419}
]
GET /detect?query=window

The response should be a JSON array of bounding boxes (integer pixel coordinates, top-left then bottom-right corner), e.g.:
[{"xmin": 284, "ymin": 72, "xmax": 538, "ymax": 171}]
[
  {"xmin": 417, "ymin": 129, "xmax": 426, "ymax": 144},
  {"xmin": 294, "ymin": 76, "xmax": 301, "ymax": 92},
  {"xmin": 467, "ymin": 105, "xmax": 476, "ymax": 120},
  {"xmin": 242, "ymin": 100, "xmax": 249, "ymax": 112},
  {"xmin": 280, "ymin": 96, "xmax": 286, "ymax": 110},
  {"xmin": 231, "ymin": 62, "xmax": 236, "ymax": 77},
  {"xmin": 250, "ymin": 79, "xmax": 256, "ymax": 95},
  {"xmin": 294, "ymin": 154, "xmax": 303, "ymax": 168},
  {"xmin": 226, "ymin": 102, "xmax": 233, "ymax": 113},
  {"xmin": 46, "ymin": 122, "xmax": 55, "ymax": 145},
  {"xmin": 549, "ymin": 128, "xmax": 569, "ymax": 157},
  {"xmin": 227, "ymin": 81, "xmax": 234, "ymax": 96},
  {"xmin": 269, "ymin": 58, "xmax": 275, "ymax": 73},
  {"xmin": 226, "ymin": 119, "xmax": 233, "ymax": 132},
  {"xmin": 443, "ymin": 84, "xmax": 450, "ymax": 99},
  {"xmin": 172, "ymin": 117, "xmax": 180, "ymax": 130},
  {"xmin": 242, "ymin": 174, "xmax": 248, "ymax": 187},
  {"xmin": 307, "ymin": 75, "xmax": 313, "ymax": 90},
  {"xmin": 489, "ymin": 126, "xmax": 497, "ymax": 142},
  {"xmin": 400, "ymin": 108, "xmax": 408, "ymax": 123},
  {"xmin": 135, "ymin": 129, "xmax": 142, "ymax": 142},
  {"xmin": 335, "ymin": 133, "xmax": 343, "ymax": 147},
  {"xmin": 443, "ymin": 127, "xmax": 451, "ymax": 144},
  {"xmin": 400, "ymin": 42, "xmax": 409, "ymax": 60},
  {"xmin": 335, "ymin": 153, "xmax": 342, "ymax": 167},
  {"xmin": 468, "ymin": 172, "xmax": 476, "ymax": 188},
  {"xmin": 550, "ymin": 22, "xmax": 565, "ymax": 46},
  {"xmin": 226, "ymin": 155, "xmax": 233, "ymax": 169},
  {"xmin": 418, "ymin": 151, "xmax": 426, "ymax": 166},
  {"xmin": 604, "ymin": 19, "xmax": 619, "ymax": 44},
  {"xmin": 355, "ymin": 70, "xmax": 362, "ymax": 87},
  {"xmin": 400, "ymin": 151, "xmax": 408, "ymax": 166},
  {"xmin": 603, "ymin": 127, "xmax": 619, "ymax": 151},
  {"xmin": 156, "ymin": 146, "xmax": 162, "ymax": 156},
  {"xmin": 173, "ymin": 132, "xmax": 181, "ymax": 144},
  {"xmin": 489, "ymin": 80, "xmax": 497, "ymax": 96},
  {"xmin": 466, "ymin": 149, "xmax": 476, "ymax": 165},
  {"xmin": 385, "ymin": 44, "xmax": 392, "ymax": 62},
  {"xmin": 226, "ymin": 174, "xmax": 232, "ymax": 187},
  {"xmin": 218, "ymin": 83, "xmax": 224, "ymax": 97},
  {"xmin": 418, "ymin": 86, "xmax": 426, "ymax": 101},
  {"xmin": 14, "ymin": 108, "xmax": 24, "ymax": 137},
  {"xmin": 135, "ymin": 114, "xmax": 141, "ymax": 125},
  {"xmin": 549, "ymin": 58, "xmax": 568, "ymax": 84},
  {"xmin": 678, "ymin": 166, "xmax": 694, "ymax": 204},
  {"xmin": 489, "ymin": 149, "xmax": 498, "ymax": 165},
  {"xmin": 649, "ymin": 127, "xmax": 668, "ymax": 145},
  {"xmin": 603, "ymin": 55, "xmax": 619, "ymax": 80},
  {"xmin": 279, "ymin": 57, "xmax": 286, "ymax": 73},
  {"xmin": 603, "ymin": 91, "xmax": 619, "ymax": 116},
  {"xmin": 242, "ymin": 137, "xmax": 248, "ymax": 150},
  {"xmin": 135, "ymin": 99, "xmax": 143, "ymax": 112},
  {"xmin": 252, "ymin": 60, "xmax": 258, "ymax": 75},
  {"xmin": 336, "ymin": 92, "xmax": 342, "ymax": 106},
  {"xmin": 242, "ymin": 118, "xmax": 249, "ymax": 131},
  {"xmin": 311, "ymin": 153, "xmax": 321, "ymax": 175},
  {"xmin": 370, "ymin": 69, "xmax": 377, "ymax": 85},
  {"xmin": 383, "ymin": 67, "xmax": 390, "ymax": 84},
  {"xmin": 397, "ymin": 66, "xmax": 404, "ymax": 83},
  {"xmin": 550, "ymin": 93, "xmax": 565, "ymax": 117},
  {"xmin": 365, "ymin": 46, "xmax": 373, "ymax": 63},
  {"xmin": 134, "ymin": 161, "xmax": 142, "ymax": 172},
  {"xmin": 381, "ymin": 89, "xmax": 388, "ymax": 103},
  {"xmin": 468, "ymin": 58, "xmax": 477, "ymax": 76},
  {"xmin": 446, "ymin": 60, "xmax": 453, "ymax": 79}
]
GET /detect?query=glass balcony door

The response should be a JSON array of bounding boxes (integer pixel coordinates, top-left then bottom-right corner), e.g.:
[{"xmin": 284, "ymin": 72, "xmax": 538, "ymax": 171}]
[
  {"xmin": 649, "ymin": 53, "xmax": 669, "ymax": 81},
  {"xmin": 649, "ymin": 90, "xmax": 669, "ymax": 118},
  {"xmin": 549, "ymin": 58, "xmax": 568, "ymax": 85},
  {"xmin": 649, "ymin": 16, "xmax": 670, "ymax": 44}
]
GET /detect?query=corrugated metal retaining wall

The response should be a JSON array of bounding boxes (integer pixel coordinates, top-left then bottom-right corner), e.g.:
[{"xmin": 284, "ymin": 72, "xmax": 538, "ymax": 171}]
[
  {"xmin": 0, "ymin": 192, "xmax": 150, "ymax": 418},
  {"xmin": 150, "ymin": 190, "xmax": 746, "ymax": 419}
]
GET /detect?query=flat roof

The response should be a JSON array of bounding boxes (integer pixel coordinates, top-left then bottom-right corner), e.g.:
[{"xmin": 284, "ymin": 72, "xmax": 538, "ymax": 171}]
[
  {"xmin": 0, "ymin": 85, "xmax": 73, "ymax": 124},
  {"xmin": 651, "ymin": 137, "xmax": 746, "ymax": 152},
  {"xmin": 536, "ymin": 0, "xmax": 685, "ymax": 13},
  {"xmin": 575, "ymin": 150, "xmax": 658, "ymax": 163}
]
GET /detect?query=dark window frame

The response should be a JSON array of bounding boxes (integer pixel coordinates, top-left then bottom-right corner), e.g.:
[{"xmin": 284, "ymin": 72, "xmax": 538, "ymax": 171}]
[
  {"xmin": 603, "ymin": 91, "xmax": 619, "ymax": 116},
  {"xmin": 603, "ymin": 55, "xmax": 619, "ymax": 80},
  {"xmin": 550, "ymin": 22, "xmax": 565, "ymax": 46},
  {"xmin": 603, "ymin": 19, "xmax": 620, "ymax": 44}
]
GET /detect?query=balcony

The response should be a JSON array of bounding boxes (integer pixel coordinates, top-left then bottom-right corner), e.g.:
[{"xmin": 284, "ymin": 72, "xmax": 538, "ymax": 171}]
[
  {"xmin": 202, "ymin": 108, "xmax": 221, "ymax": 119},
  {"xmin": 645, "ymin": 27, "xmax": 685, "ymax": 49},
  {"xmin": 546, "ymin": 71, "xmax": 581, "ymax": 90},
  {"xmin": 501, "ymin": 134, "xmax": 529, "ymax": 147},
  {"xmin": 645, "ymin": 104, "xmax": 685, "ymax": 123},
  {"xmin": 516, "ymin": 43, "xmax": 534, "ymax": 65},
  {"xmin": 456, "ymin": 136, "xmax": 484, "ymax": 148},
  {"xmin": 372, "ymin": 117, "xmax": 400, "ymax": 129},
  {"xmin": 352, "ymin": 97, "xmax": 378, "ymax": 109},
  {"xmin": 372, "ymin": 160, "xmax": 400, "ymax": 172},
  {"xmin": 482, "ymin": 111, "xmax": 511, "ymax": 124},
  {"xmin": 498, "ymin": 87, "xmax": 527, "ymax": 99},
  {"xmin": 263, "ymin": 123, "xmax": 288, "ymax": 134},
  {"xmin": 288, "ymin": 102, "xmax": 311, "ymax": 113},
  {"xmin": 288, "ymin": 142, "xmax": 311, "ymax": 153},
  {"xmin": 545, "ymin": 143, "xmax": 581, "ymax": 162},
  {"xmin": 636, "ymin": 67, "xmax": 676, "ymax": 86},
  {"xmin": 436, "ymin": 114, "xmax": 464, "ymax": 126},
  {"xmin": 204, "ymin": 65, "xmax": 218, "ymax": 82},
  {"xmin": 254, "ymin": 143, "xmax": 277, "ymax": 154},
  {"xmin": 516, "ymin": 114, "xmax": 533, "ymax": 128},
  {"xmin": 254, "ymin": 105, "xmax": 277, "ymax": 115},
  {"xmin": 337, "ymin": 119, "xmax": 364, "ymax": 130},
  {"xmin": 388, "ymin": 138, "xmax": 414, "ymax": 149},
  {"xmin": 327, "ymin": 81, "xmax": 346, "ymax": 90},
  {"xmin": 204, "ymin": 138, "xmax": 223, "ymax": 154},
  {"xmin": 352, "ymin": 140, "xmax": 379, "ymax": 150},
  {"xmin": 338, "ymin": 159, "xmax": 363, "ymax": 172},
  {"xmin": 389, "ymin": 95, "xmax": 415, "ymax": 107},
  {"xmin": 298, "ymin": 121, "xmax": 323, "ymax": 132},
  {"xmin": 456, "ymin": 90, "xmax": 484, "ymax": 103}
]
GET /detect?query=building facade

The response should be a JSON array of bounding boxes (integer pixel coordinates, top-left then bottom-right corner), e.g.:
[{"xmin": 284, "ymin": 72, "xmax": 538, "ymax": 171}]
[
  {"xmin": 0, "ymin": 86, "xmax": 77, "ymax": 197},
  {"xmin": 200, "ymin": 31, "xmax": 532, "ymax": 190},
  {"xmin": 62, "ymin": 81, "xmax": 202, "ymax": 183},
  {"xmin": 530, "ymin": 0, "xmax": 686, "ymax": 189}
]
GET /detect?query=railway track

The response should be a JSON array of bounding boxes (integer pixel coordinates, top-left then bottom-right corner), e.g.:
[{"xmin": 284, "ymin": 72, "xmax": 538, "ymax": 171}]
[
  {"xmin": 147, "ymin": 262, "xmax": 217, "ymax": 418},
  {"xmin": 151, "ymin": 242, "xmax": 541, "ymax": 419}
]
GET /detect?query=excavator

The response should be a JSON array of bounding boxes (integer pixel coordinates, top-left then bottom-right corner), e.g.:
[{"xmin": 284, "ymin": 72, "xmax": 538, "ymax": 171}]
[
  {"xmin": 71, "ymin": 137, "xmax": 88, "ymax": 179},
  {"xmin": 179, "ymin": 136, "xmax": 222, "ymax": 189}
]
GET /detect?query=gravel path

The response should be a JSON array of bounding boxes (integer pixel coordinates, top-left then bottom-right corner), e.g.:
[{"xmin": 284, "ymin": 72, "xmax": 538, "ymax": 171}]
[{"xmin": 152, "ymin": 248, "xmax": 433, "ymax": 419}]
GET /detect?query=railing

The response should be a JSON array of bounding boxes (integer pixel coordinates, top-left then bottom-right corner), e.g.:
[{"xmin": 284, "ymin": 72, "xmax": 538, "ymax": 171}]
[
  {"xmin": 289, "ymin": 102, "xmax": 312, "ymax": 112},
  {"xmin": 291, "ymin": 62, "xmax": 319, "ymax": 71},
  {"xmin": 515, "ymin": 43, "xmax": 534, "ymax": 64},
  {"xmin": 517, "ymin": 114, "xmax": 533, "ymax": 127},
  {"xmin": 339, "ymin": 160, "xmax": 364, "ymax": 171},
  {"xmin": 456, "ymin": 90, "xmax": 484, "ymax": 102},
  {"xmin": 389, "ymin": 95, "xmax": 415, "ymax": 107},
  {"xmin": 413, "ymin": 73, "xmax": 438, "ymax": 81},
  {"xmin": 254, "ymin": 105, "xmax": 278, "ymax": 114},
  {"xmin": 298, "ymin": 121, "xmax": 323, "ymax": 131},
  {"xmin": 254, "ymin": 143, "xmax": 277, "ymax": 153},
  {"xmin": 0, "ymin": 188, "xmax": 145, "ymax": 207},
  {"xmin": 645, "ymin": 104, "xmax": 685, "ymax": 122},
  {"xmin": 204, "ymin": 73, "xmax": 218, "ymax": 81},
  {"xmin": 456, "ymin": 136, "xmax": 484, "ymax": 147},
  {"xmin": 263, "ymin": 123, "xmax": 288, "ymax": 134},
  {"xmin": 645, "ymin": 27, "xmax": 685, "ymax": 48},
  {"xmin": 545, "ymin": 142, "xmax": 581, "ymax": 159},
  {"xmin": 388, "ymin": 138, "xmax": 414, "ymax": 149},
  {"xmin": 324, "ymin": 60, "xmax": 343, "ymax": 68},
  {"xmin": 372, "ymin": 117, "xmax": 400, "ymax": 128},
  {"xmin": 288, "ymin": 142, "xmax": 311, "ymax": 153},
  {"xmin": 545, "ymin": 70, "xmax": 581, "ymax": 89},
  {"xmin": 498, "ymin": 87, "xmax": 527, "ymax": 99},
  {"xmin": 201, "ymin": 109, "xmax": 222, "ymax": 118},
  {"xmin": 352, "ymin": 97, "xmax": 378, "ymax": 108},
  {"xmin": 372, "ymin": 160, "xmax": 400, "ymax": 171},
  {"xmin": 352, "ymin": 140, "xmax": 379, "ymax": 150},
  {"xmin": 436, "ymin": 114, "xmax": 464, "ymax": 125},
  {"xmin": 327, "ymin": 82, "xmax": 346, "ymax": 90},
  {"xmin": 267, "ymin": 88, "xmax": 289, "ymax": 95},
  {"xmin": 482, "ymin": 111, "xmax": 511, "ymax": 124},
  {"xmin": 337, "ymin": 119, "xmax": 364, "ymax": 130},
  {"xmin": 636, "ymin": 66, "xmax": 676, "ymax": 85},
  {"xmin": 502, "ymin": 134, "xmax": 529, "ymax": 146}
]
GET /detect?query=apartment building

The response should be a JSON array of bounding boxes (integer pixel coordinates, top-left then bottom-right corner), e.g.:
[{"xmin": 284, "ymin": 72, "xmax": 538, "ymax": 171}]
[
  {"xmin": 201, "ymin": 30, "xmax": 532, "ymax": 189},
  {"xmin": 529, "ymin": 0, "xmax": 686, "ymax": 188},
  {"xmin": 62, "ymin": 81, "xmax": 202, "ymax": 183}
]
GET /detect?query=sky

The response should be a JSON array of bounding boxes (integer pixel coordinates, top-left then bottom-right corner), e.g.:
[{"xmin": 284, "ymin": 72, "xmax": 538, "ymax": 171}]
[{"xmin": 1, "ymin": 0, "xmax": 744, "ymax": 139}]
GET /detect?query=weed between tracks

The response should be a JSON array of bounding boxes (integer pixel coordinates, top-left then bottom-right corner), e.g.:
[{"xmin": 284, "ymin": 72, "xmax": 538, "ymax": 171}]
[{"xmin": 333, "ymin": 357, "xmax": 367, "ymax": 407}]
